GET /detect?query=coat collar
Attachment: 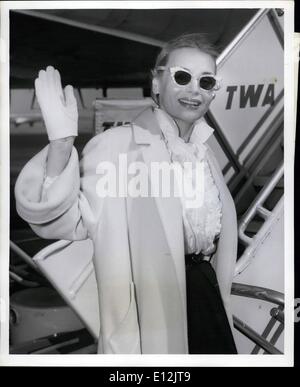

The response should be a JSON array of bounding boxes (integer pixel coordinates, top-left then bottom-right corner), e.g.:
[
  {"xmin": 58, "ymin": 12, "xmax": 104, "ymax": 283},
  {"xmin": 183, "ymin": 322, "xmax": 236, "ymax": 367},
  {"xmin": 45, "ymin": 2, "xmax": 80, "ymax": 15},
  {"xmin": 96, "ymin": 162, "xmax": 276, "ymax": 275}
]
[
  {"xmin": 131, "ymin": 106, "xmax": 214, "ymax": 146},
  {"xmin": 131, "ymin": 107, "xmax": 162, "ymax": 144}
]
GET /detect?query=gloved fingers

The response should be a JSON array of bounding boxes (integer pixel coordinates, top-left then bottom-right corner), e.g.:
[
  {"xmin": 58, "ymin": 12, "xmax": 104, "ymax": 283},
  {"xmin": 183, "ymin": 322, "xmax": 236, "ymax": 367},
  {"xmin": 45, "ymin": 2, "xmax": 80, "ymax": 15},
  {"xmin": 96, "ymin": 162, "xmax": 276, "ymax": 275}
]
[
  {"xmin": 36, "ymin": 68, "xmax": 53, "ymax": 98},
  {"xmin": 64, "ymin": 85, "xmax": 76, "ymax": 106},
  {"xmin": 45, "ymin": 66, "xmax": 57, "ymax": 95},
  {"xmin": 54, "ymin": 69, "xmax": 64, "ymax": 100},
  {"xmin": 34, "ymin": 78, "xmax": 41, "ymax": 96},
  {"xmin": 34, "ymin": 78, "xmax": 43, "ymax": 107},
  {"xmin": 36, "ymin": 70, "xmax": 47, "ymax": 97},
  {"xmin": 38, "ymin": 69, "xmax": 47, "ymax": 83},
  {"xmin": 33, "ymin": 67, "xmax": 78, "ymax": 140},
  {"xmin": 35, "ymin": 66, "xmax": 67, "ymax": 109}
]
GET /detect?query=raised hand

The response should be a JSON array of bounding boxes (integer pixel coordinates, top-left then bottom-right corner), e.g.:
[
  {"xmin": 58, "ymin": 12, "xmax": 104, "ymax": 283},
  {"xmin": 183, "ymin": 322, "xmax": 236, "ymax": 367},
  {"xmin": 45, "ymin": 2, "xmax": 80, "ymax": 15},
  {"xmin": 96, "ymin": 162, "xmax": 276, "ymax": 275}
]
[{"xmin": 35, "ymin": 66, "xmax": 78, "ymax": 141}]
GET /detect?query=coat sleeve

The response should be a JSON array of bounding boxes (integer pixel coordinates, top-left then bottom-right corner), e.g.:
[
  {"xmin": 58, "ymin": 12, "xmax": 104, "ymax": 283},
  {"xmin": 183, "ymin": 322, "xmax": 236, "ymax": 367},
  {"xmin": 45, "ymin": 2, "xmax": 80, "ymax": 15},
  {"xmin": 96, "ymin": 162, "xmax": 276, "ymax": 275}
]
[{"xmin": 15, "ymin": 144, "xmax": 91, "ymax": 241}]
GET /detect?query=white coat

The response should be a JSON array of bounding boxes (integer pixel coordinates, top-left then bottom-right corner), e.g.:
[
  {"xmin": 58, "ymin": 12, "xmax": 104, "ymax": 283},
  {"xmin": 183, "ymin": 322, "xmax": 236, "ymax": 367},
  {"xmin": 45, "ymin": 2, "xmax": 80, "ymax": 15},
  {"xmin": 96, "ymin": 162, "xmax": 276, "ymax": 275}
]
[{"xmin": 15, "ymin": 107, "xmax": 237, "ymax": 354}]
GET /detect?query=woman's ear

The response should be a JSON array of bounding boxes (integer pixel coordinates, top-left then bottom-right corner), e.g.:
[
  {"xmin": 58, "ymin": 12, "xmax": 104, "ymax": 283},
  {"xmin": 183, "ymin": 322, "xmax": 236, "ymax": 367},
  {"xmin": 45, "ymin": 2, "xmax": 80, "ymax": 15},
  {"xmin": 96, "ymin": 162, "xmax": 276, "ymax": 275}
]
[{"xmin": 152, "ymin": 76, "xmax": 160, "ymax": 95}]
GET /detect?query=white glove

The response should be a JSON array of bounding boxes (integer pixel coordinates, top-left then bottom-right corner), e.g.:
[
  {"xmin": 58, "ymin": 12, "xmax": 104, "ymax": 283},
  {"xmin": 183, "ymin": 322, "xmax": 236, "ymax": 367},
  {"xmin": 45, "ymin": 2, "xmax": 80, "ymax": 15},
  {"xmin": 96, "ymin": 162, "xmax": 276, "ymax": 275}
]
[{"xmin": 35, "ymin": 66, "xmax": 78, "ymax": 141}]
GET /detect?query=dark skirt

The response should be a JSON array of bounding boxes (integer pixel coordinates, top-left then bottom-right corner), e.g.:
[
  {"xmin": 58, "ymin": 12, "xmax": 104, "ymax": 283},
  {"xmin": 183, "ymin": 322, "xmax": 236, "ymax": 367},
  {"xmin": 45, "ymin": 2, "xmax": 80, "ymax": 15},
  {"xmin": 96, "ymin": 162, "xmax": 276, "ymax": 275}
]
[{"xmin": 185, "ymin": 256, "xmax": 237, "ymax": 354}]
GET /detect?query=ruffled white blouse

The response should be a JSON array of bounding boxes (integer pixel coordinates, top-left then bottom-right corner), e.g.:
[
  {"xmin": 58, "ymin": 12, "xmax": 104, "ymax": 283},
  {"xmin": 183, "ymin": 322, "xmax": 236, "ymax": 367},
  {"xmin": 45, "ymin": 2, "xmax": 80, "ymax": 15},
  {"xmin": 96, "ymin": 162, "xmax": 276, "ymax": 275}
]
[{"xmin": 154, "ymin": 108, "xmax": 222, "ymax": 256}]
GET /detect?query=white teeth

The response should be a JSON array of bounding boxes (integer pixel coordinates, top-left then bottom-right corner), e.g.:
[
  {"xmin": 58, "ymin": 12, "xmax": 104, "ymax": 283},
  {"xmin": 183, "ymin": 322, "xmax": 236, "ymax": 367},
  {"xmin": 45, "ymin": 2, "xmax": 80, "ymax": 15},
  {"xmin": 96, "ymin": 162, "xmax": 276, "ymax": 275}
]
[{"xmin": 179, "ymin": 98, "xmax": 201, "ymax": 107}]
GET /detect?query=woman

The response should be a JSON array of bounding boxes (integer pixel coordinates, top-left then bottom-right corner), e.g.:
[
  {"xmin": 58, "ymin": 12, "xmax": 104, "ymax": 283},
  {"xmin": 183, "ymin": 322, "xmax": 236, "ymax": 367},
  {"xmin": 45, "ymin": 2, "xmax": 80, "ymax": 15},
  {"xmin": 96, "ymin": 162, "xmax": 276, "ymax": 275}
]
[{"xmin": 15, "ymin": 33, "xmax": 238, "ymax": 354}]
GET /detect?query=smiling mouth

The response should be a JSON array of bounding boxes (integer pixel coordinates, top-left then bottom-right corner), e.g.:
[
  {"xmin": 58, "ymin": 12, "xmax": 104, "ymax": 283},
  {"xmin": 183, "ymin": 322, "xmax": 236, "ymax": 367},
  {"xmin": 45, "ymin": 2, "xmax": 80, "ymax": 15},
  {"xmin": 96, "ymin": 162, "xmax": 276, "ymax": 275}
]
[{"xmin": 178, "ymin": 98, "xmax": 202, "ymax": 108}]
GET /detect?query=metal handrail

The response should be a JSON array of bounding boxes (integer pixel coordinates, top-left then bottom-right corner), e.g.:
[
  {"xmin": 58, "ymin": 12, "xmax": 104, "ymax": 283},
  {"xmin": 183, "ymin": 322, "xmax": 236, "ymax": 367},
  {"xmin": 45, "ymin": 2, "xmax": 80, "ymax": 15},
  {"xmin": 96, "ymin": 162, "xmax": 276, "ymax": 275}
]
[
  {"xmin": 10, "ymin": 240, "xmax": 40, "ymax": 272},
  {"xmin": 234, "ymin": 128, "xmax": 283, "ymax": 206},
  {"xmin": 232, "ymin": 282, "xmax": 284, "ymax": 354},
  {"xmin": 238, "ymin": 162, "xmax": 283, "ymax": 240},
  {"xmin": 217, "ymin": 9, "xmax": 269, "ymax": 68},
  {"xmin": 9, "ymin": 271, "xmax": 40, "ymax": 287},
  {"xmin": 231, "ymin": 282, "xmax": 284, "ymax": 307},
  {"xmin": 233, "ymin": 316, "xmax": 282, "ymax": 354},
  {"xmin": 10, "ymin": 328, "xmax": 96, "ymax": 355},
  {"xmin": 235, "ymin": 161, "xmax": 284, "ymax": 275},
  {"xmin": 270, "ymin": 307, "xmax": 284, "ymax": 324}
]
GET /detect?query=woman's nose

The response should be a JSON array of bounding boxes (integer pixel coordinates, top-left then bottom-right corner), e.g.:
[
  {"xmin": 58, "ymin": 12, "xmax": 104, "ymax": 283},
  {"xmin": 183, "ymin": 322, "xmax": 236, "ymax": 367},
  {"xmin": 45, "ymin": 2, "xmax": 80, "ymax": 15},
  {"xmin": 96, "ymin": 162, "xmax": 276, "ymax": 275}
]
[{"xmin": 186, "ymin": 78, "xmax": 201, "ymax": 94}]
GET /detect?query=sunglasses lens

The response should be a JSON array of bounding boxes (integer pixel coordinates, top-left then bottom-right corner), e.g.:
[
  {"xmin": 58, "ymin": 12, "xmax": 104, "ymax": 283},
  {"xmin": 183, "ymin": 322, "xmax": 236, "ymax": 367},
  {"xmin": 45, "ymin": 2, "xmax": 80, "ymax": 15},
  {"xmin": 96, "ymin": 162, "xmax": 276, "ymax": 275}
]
[
  {"xmin": 174, "ymin": 70, "xmax": 191, "ymax": 85},
  {"xmin": 199, "ymin": 76, "xmax": 216, "ymax": 90}
]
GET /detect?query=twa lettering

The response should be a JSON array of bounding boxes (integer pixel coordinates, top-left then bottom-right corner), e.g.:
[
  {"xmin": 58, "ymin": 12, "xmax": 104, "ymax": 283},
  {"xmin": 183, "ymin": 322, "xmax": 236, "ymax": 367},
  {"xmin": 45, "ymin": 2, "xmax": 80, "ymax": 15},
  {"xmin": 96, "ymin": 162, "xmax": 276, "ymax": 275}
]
[{"xmin": 225, "ymin": 83, "xmax": 275, "ymax": 110}]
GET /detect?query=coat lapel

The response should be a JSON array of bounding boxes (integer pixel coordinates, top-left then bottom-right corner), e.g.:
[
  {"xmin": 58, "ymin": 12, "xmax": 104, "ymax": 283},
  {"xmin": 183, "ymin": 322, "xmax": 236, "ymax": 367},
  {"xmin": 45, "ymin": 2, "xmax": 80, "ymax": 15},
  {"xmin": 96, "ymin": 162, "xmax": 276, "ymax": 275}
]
[{"xmin": 131, "ymin": 108, "xmax": 187, "ymax": 332}]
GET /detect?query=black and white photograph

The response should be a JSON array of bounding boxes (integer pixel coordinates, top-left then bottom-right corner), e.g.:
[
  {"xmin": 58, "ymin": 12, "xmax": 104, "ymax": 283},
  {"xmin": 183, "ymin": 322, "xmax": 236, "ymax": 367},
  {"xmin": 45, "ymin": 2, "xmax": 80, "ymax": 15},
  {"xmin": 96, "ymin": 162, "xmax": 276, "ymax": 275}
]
[{"xmin": 0, "ymin": 1, "xmax": 296, "ymax": 367}]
